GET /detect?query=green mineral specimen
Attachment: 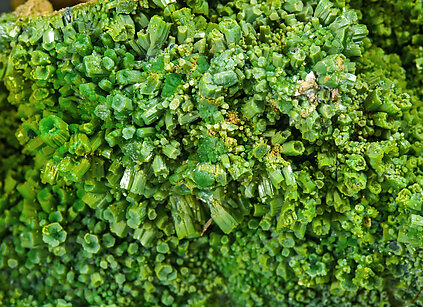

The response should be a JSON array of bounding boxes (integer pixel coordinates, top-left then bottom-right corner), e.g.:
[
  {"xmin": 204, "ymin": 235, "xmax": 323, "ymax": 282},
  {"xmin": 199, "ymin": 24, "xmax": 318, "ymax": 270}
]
[{"xmin": 0, "ymin": 0, "xmax": 423, "ymax": 306}]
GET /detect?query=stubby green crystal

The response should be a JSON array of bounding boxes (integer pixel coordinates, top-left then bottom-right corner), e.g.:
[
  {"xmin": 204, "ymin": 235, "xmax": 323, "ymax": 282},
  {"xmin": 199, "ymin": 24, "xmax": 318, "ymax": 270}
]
[{"xmin": 0, "ymin": 0, "xmax": 423, "ymax": 306}]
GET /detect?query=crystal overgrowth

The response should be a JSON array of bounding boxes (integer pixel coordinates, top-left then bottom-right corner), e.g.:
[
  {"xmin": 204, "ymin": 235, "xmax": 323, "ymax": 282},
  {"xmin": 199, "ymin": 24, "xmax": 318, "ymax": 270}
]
[{"xmin": 0, "ymin": 0, "xmax": 423, "ymax": 306}]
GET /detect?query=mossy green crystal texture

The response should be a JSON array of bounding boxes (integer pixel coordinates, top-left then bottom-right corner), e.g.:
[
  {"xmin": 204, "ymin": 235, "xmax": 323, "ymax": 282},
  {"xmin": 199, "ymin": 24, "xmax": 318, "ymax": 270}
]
[
  {"xmin": 347, "ymin": 0, "xmax": 423, "ymax": 99},
  {"xmin": 0, "ymin": 0, "xmax": 423, "ymax": 306}
]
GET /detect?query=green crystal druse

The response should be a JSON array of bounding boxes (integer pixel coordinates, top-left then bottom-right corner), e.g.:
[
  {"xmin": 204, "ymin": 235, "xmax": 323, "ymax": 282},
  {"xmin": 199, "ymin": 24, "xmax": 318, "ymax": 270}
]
[{"xmin": 0, "ymin": 0, "xmax": 423, "ymax": 306}]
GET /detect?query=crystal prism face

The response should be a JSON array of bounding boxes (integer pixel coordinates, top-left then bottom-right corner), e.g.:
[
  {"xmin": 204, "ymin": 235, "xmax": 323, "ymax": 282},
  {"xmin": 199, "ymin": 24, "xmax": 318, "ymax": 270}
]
[{"xmin": 0, "ymin": 0, "xmax": 423, "ymax": 306}]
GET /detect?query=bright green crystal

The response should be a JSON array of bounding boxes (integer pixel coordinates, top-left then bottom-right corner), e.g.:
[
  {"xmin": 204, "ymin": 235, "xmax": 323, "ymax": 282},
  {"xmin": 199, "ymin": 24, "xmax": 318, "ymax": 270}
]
[{"xmin": 0, "ymin": 0, "xmax": 423, "ymax": 306}]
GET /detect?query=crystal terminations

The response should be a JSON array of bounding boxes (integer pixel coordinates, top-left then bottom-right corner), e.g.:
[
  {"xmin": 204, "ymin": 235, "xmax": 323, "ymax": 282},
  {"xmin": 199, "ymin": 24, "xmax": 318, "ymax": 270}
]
[{"xmin": 0, "ymin": 0, "xmax": 423, "ymax": 306}]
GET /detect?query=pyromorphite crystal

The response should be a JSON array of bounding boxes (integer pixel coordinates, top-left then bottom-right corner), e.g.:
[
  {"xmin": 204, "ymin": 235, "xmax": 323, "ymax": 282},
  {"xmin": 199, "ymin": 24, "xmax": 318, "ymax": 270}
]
[
  {"xmin": 42, "ymin": 223, "xmax": 67, "ymax": 247},
  {"xmin": 39, "ymin": 115, "xmax": 70, "ymax": 148},
  {"xmin": 1, "ymin": 0, "xmax": 423, "ymax": 306}
]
